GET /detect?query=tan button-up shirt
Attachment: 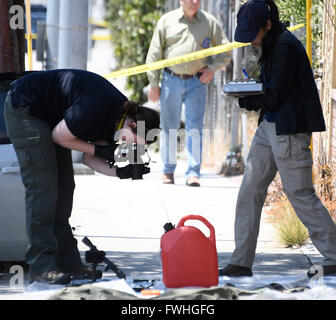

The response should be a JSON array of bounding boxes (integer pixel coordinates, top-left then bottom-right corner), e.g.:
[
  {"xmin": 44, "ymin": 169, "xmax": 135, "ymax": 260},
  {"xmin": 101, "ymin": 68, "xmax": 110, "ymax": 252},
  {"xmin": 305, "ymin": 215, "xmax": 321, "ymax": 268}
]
[{"xmin": 146, "ymin": 7, "xmax": 231, "ymax": 87}]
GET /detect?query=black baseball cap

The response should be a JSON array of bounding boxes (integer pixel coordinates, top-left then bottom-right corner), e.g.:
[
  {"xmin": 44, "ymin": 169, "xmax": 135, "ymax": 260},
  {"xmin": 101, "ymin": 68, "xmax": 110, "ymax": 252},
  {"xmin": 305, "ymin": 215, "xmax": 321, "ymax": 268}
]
[{"xmin": 234, "ymin": 0, "xmax": 270, "ymax": 43}]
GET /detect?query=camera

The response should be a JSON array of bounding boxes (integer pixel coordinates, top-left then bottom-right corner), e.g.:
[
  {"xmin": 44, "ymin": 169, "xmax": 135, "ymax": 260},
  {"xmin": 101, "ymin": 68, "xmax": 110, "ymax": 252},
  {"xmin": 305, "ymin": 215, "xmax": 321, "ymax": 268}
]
[
  {"xmin": 128, "ymin": 163, "xmax": 148, "ymax": 180},
  {"xmin": 115, "ymin": 142, "xmax": 150, "ymax": 180}
]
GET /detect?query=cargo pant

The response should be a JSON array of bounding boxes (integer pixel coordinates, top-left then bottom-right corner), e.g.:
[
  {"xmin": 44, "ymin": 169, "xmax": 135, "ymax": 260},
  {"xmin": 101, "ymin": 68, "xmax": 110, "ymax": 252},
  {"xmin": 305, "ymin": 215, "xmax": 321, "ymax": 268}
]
[
  {"xmin": 230, "ymin": 119, "xmax": 336, "ymax": 268},
  {"xmin": 3, "ymin": 92, "xmax": 82, "ymax": 277}
]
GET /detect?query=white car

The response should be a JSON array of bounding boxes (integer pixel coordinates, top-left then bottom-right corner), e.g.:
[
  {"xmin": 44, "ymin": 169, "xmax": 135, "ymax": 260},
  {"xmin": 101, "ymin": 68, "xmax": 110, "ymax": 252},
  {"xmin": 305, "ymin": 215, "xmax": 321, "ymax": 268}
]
[{"xmin": 0, "ymin": 74, "xmax": 29, "ymax": 261}]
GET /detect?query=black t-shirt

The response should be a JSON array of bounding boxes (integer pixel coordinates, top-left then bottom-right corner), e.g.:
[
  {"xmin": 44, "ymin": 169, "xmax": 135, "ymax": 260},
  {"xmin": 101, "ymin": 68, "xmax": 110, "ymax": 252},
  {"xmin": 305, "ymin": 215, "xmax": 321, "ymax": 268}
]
[{"xmin": 10, "ymin": 69, "xmax": 127, "ymax": 142}]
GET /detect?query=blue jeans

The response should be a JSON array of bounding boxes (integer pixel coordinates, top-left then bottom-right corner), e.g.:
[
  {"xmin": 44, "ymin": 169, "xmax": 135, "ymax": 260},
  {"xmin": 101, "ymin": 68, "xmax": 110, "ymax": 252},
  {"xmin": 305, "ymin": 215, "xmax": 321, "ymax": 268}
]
[{"xmin": 160, "ymin": 71, "xmax": 207, "ymax": 178}]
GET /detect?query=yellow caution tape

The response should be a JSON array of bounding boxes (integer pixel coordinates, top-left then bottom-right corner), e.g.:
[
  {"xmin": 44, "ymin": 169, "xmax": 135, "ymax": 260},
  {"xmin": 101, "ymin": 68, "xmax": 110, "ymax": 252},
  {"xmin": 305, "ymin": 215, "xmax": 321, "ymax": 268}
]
[
  {"xmin": 104, "ymin": 23, "xmax": 305, "ymax": 79},
  {"xmin": 289, "ymin": 23, "xmax": 305, "ymax": 31},
  {"xmin": 91, "ymin": 34, "xmax": 112, "ymax": 41},
  {"xmin": 25, "ymin": 23, "xmax": 304, "ymax": 78},
  {"xmin": 105, "ymin": 41, "xmax": 246, "ymax": 79},
  {"xmin": 25, "ymin": 33, "xmax": 37, "ymax": 40},
  {"xmin": 89, "ymin": 19, "xmax": 108, "ymax": 28}
]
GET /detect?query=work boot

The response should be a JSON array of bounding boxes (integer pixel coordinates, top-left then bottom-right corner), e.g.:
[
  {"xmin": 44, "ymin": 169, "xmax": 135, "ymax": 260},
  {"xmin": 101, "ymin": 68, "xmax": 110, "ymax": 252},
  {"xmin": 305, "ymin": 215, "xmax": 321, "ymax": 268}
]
[
  {"xmin": 163, "ymin": 173, "xmax": 174, "ymax": 184},
  {"xmin": 29, "ymin": 270, "xmax": 72, "ymax": 285},
  {"xmin": 65, "ymin": 265, "xmax": 103, "ymax": 280},
  {"xmin": 186, "ymin": 176, "xmax": 200, "ymax": 187},
  {"xmin": 219, "ymin": 264, "xmax": 253, "ymax": 277},
  {"xmin": 307, "ymin": 265, "xmax": 336, "ymax": 278}
]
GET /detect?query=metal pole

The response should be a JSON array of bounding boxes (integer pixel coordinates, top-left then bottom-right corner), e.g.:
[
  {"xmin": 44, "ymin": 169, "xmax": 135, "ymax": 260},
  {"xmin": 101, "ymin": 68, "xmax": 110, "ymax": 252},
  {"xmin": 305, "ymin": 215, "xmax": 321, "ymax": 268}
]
[
  {"xmin": 87, "ymin": 0, "xmax": 93, "ymax": 61},
  {"xmin": 24, "ymin": 0, "xmax": 33, "ymax": 70},
  {"xmin": 306, "ymin": 0, "xmax": 312, "ymax": 65},
  {"xmin": 46, "ymin": 0, "xmax": 59, "ymax": 69},
  {"xmin": 241, "ymin": 112, "xmax": 247, "ymax": 165},
  {"xmin": 230, "ymin": 0, "xmax": 243, "ymax": 149},
  {"xmin": 306, "ymin": 0, "xmax": 314, "ymax": 180},
  {"xmin": 58, "ymin": 0, "xmax": 88, "ymax": 69}
]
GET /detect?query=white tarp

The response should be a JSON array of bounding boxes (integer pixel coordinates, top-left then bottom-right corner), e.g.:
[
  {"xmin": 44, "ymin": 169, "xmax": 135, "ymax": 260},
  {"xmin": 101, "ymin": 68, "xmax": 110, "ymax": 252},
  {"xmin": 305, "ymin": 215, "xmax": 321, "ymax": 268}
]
[{"xmin": 1, "ymin": 274, "xmax": 336, "ymax": 300}]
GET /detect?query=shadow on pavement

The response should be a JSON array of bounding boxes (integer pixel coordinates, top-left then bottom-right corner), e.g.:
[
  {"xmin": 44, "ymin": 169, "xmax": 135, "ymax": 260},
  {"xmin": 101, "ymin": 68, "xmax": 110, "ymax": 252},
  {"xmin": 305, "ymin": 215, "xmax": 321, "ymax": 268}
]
[
  {"xmin": 0, "ymin": 250, "xmax": 323, "ymax": 296},
  {"xmin": 83, "ymin": 251, "xmax": 320, "ymax": 278}
]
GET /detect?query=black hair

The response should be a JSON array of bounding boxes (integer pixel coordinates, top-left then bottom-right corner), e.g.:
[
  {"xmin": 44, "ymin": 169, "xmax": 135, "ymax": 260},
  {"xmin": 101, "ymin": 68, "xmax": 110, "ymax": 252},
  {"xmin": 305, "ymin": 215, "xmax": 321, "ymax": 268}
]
[
  {"xmin": 123, "ymin": 101, "xmax": 160, "ymax": 144},
  {"xmin": 259, "ymin": 0, "xmax": 286, "ymax": 64}
]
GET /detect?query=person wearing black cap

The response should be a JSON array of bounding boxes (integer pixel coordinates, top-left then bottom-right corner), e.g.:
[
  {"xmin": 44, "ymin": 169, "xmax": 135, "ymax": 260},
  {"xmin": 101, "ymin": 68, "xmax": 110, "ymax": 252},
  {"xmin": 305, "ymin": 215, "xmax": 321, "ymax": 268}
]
[
  {"xmin": 220, "ymin": 0, "xmax": 336, "ymax": 278},
  {"xmin": 3, "ymin": 69, "xmax": 160, "ymax": 284}
]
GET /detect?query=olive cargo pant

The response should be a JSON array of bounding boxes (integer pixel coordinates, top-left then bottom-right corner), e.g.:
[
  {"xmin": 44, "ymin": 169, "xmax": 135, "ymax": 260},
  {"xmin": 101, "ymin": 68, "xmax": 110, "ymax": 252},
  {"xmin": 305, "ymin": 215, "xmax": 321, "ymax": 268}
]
[
  {"xmin": 230, "ymin": 120, "xmax": 336, "ymax": 268},
  {"xmin": 4, "ymin": 92, "xmax": 82, "ymax": 276}
]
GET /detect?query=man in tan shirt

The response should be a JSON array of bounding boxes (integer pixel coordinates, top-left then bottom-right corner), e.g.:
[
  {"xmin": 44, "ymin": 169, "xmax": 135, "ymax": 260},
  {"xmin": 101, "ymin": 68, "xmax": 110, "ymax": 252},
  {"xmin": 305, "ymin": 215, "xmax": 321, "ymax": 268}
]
[{"xmin": 146, "ymin": 0, "xmax": 231, "ymax": 186}]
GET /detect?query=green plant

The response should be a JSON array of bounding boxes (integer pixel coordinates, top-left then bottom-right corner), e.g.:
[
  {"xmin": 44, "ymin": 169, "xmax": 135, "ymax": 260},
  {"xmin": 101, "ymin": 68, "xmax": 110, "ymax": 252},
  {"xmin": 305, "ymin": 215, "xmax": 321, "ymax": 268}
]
[
  {"xmin": 276, "ymin": 0, "xmax": 323, "ymax": 42},
  {"xmin": 266, "ymin": 174, "xmax": 309, "ymax": 247},
  {"xmin": 270, "ymin": 197, "xmax": 309, "ymax": 247},
  {"xmin": 266, "ymin": 155, "xmax": 336, "ymax": 247},
  {"xmin": 105, "ymin": 0, "xmax": 165, "ymax": 104},
  {"xmin": 275, "ymin": 0, "xmax": 324, "ymax": 73}
]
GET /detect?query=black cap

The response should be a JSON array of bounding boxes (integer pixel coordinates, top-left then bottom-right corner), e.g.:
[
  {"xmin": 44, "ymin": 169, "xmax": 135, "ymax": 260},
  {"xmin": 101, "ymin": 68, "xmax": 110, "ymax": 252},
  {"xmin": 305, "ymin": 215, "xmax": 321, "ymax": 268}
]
[{"xmin": 234, "ymin": 0, "xmax": 270, "ymax": 43}]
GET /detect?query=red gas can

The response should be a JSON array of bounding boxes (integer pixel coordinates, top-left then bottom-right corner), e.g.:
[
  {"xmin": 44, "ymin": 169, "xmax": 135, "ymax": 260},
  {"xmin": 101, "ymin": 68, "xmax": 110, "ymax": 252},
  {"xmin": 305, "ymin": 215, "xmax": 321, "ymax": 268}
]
[{"xmin": 160, "ymin": 215, "xmax": 218, "ymax": 288}]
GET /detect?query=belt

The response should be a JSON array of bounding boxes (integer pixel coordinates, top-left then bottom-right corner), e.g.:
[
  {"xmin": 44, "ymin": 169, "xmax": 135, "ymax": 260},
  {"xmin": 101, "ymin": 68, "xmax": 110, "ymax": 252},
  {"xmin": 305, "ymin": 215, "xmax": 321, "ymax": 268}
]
[{"xmin": 164, "ymin": 68, "xmax": 200, "ymax": 79}]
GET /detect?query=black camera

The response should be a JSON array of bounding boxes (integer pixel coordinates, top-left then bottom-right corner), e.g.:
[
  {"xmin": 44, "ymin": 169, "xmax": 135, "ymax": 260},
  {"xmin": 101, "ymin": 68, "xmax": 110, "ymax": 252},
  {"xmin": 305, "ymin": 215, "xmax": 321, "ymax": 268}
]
[
  {"xmin": 128, "ymin": 164, "xmax": 148, "ymax": 180},
  {"xmin": 114, "ymin": 143, "xmax": 150, "ymax": 180}
]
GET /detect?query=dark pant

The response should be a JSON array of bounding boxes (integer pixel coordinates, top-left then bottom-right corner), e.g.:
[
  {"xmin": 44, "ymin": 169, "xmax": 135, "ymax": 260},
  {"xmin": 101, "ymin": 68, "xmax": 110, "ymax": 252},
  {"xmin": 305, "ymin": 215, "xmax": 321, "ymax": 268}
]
[
  {"xmin": 230, "ymin": 120, "xmax": 336, "ymax": 268},
  {"xmin": 3, "ymin": 92, "xmax": 82, "ymax": 276}
]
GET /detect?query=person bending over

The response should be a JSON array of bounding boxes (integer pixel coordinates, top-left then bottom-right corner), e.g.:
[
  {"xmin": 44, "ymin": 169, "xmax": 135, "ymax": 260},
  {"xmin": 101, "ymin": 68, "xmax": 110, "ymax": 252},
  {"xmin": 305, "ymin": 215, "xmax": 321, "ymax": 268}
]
[{"xmin": 4, "ymin": 69, "xmax": 160, "ymax": 284}]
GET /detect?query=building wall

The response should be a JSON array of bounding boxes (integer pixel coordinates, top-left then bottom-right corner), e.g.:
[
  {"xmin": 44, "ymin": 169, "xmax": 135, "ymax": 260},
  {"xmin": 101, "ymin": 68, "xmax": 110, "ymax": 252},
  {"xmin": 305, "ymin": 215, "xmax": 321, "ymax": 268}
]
[
  {"xmin": 332, "ymin": 91, "xmax": 336, "ymax": 163},
  {"xmin": 318, "ymin": 0, "xmax": 336, "ymax": 165}
]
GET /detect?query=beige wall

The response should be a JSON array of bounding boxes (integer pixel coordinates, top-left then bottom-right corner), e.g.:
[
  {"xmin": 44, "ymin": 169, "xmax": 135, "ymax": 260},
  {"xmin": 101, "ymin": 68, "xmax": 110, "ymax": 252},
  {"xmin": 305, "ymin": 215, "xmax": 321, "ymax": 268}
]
[{"xmin": 318, "ymin": 0, "xmax": 336, "ymax": 164}]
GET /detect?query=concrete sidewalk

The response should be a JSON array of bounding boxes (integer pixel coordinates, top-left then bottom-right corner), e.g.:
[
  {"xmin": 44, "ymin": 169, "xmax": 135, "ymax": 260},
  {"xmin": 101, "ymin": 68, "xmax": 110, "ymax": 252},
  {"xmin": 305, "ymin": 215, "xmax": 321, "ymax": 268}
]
[
  {"xmin": 69, "ymin": 151, "xmax": 322, "ymax": 279},
  {"xmin": 0, "ymin": 151, "xmax": 323, "ymax": 296}
]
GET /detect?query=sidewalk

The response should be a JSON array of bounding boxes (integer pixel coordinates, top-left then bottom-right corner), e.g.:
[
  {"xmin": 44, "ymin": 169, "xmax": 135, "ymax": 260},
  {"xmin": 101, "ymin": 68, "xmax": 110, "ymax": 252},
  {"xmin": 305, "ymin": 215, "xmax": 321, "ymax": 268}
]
[
  {"xmin": 70, "ymin": 151, "xmax": 322, "ymax": 278},
  {"xmin": 0, "ymin": 151, "xmax": 325, "ymax": 298}
]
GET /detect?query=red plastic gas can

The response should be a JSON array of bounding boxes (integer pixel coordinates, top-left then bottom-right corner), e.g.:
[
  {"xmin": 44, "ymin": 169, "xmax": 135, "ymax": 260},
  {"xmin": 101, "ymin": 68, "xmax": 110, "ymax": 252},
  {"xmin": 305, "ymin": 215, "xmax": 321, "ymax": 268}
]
[{"xmin": 160, "ymin": 215, "xmax": 218, "ymax": 288}]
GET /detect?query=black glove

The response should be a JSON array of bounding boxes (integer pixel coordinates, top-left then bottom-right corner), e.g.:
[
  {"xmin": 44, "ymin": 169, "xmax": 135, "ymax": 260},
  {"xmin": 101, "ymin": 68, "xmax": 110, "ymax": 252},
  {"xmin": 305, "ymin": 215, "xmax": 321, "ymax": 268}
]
[
  {"xmin": 238, "ymin": 97, "xmax": 260, "ymax": 112},
  {"xmin": 116, "ymin": 164, "xmax": 150, "ymax": 179},
  {"xmin": 94, "ymin": 144, "xmax": 117, "ymax": 163}
]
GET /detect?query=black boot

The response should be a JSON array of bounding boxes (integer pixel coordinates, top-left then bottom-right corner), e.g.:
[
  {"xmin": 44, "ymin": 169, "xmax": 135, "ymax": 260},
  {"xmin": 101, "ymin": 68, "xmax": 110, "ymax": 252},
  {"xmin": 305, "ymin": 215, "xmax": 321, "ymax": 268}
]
[
  {"xmin": 219, "ymin": 264, "xmax": 253, "ymax": 277},
  {"xmin": 29, "ymin": 270, "xmax": 72, "ymax": 285},
  {"xmin": 64, "ymin": 265, "xmax": 103, "ymax": 280}
]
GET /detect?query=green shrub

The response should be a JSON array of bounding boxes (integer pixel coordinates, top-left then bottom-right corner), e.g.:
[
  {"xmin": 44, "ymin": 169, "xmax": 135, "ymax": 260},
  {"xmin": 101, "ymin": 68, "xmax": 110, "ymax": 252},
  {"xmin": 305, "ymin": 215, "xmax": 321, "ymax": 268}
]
[
  {"xmin": 266, "ymin": 174, "xmax": 309, "ymax": 247},
  {"xmin": 105, "ymin": 0, "xmax": 165, "ymax": 104},
  {"xmin": 273, "ymin": 198, "xmax": 309, "ymax": 247},
  {"xmin": 275, "ymin": 0, "xmax": 323, "ymax": 72}
]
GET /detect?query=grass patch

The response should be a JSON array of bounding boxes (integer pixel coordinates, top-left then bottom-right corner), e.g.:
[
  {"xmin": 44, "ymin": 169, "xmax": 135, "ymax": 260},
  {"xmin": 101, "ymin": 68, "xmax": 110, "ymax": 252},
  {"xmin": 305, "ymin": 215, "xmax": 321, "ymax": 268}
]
[
  {"xmin": 266, "ymin": 174, "xmax": 309, "ymax": 248},
  {"xmin": 269, "ymin": 197, "xmax": 309, "ymax": 247},
  {"xmin": 266, "ymin": 158, "xmax": 336, "ymax": 247}
]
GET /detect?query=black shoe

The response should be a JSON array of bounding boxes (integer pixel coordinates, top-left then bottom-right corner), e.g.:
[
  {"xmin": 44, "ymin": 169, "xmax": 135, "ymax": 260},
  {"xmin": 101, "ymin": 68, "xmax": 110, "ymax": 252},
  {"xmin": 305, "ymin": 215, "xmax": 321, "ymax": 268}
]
[
  {"xmin": 29, "ymin": 270, "xmax": 72, "ymax": 285},
  {"xmin": 307, "ymin": 265, "xmax": 336, "ymax": 278},
  {"xmin": 219, "ymin": 264, "xmax": 253, "ymax": 277},
  {"xmin": 65, "ymin": 265, "xmax": 103, "ymax": 280}
]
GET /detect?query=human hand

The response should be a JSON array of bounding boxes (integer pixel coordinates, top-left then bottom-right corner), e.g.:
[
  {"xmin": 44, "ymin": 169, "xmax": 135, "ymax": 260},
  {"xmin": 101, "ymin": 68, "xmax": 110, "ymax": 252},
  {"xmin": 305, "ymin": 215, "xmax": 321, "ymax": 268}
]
[
  {"xmin": 197, "ymin": 68, "xmax": 214, "ymax": 84},
  {"xmin": 148, "ymin": 86, "xmax": 160, "ymax": 103},
  {"xmin": 238, "ymin": 97, "xmax": 260, "ymax": 111}
]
